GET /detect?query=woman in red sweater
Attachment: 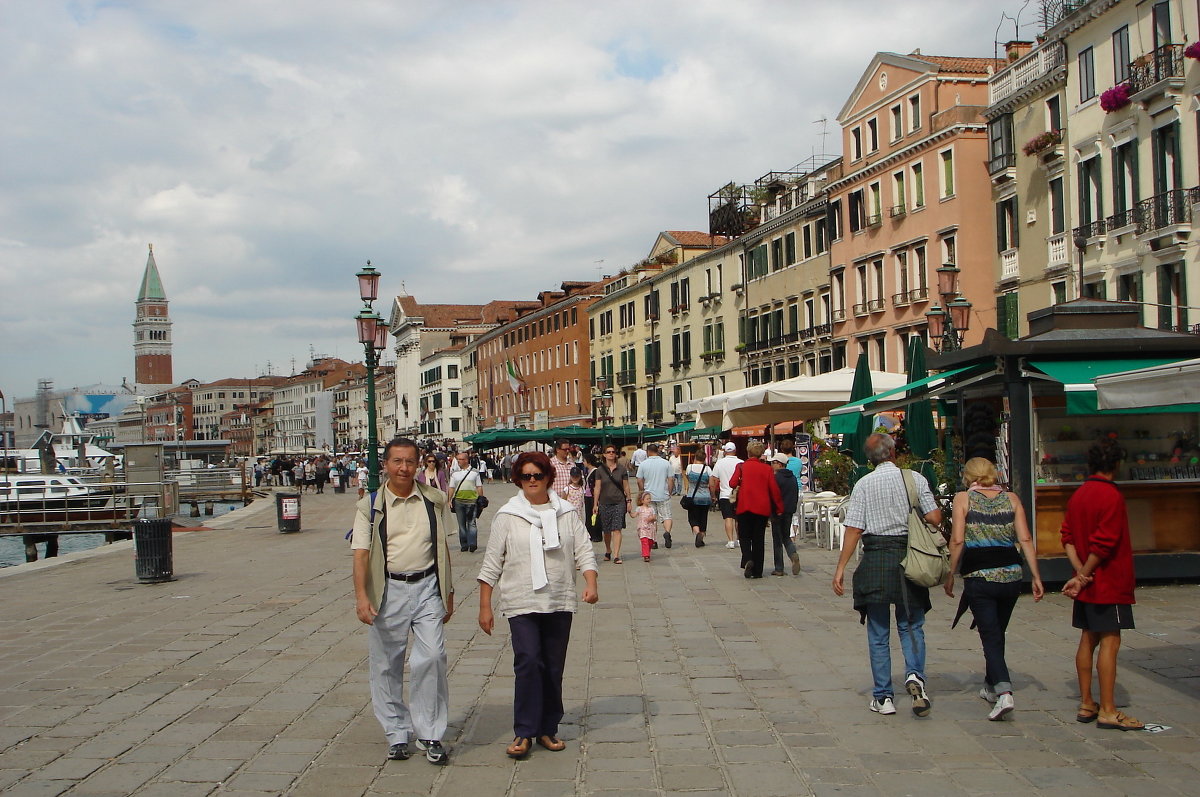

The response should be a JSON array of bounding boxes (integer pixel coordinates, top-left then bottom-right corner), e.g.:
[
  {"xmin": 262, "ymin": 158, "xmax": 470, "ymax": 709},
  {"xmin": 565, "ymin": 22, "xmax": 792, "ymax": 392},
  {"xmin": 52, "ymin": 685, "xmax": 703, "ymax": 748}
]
[
  {"xmin": 729, "ymin": 441, "xmax": 783, "ymax": 579},
  {"xmin": 1060, "ymin": 439, "xmax": 1141, "ymax": 731}
]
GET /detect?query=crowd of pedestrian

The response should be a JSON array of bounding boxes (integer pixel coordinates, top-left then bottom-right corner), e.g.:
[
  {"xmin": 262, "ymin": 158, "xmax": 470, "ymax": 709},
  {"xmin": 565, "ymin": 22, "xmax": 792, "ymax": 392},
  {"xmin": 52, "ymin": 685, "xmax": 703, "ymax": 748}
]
[{"xmin": 346, "ymin": 430, "xmax": 1145, "ymax": 769}]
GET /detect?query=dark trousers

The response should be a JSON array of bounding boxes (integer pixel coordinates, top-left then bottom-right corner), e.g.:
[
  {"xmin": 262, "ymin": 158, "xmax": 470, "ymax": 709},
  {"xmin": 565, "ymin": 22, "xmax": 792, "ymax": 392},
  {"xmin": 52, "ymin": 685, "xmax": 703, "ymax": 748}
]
[
  {"xmin": 736, "ymin": 513, "xmax": 769, "ymax": 577},
  {"xmin": 965, "ymin": 578, "xmax": 1021, "ymax": 693},
  {"xmin": 509, "ymin": 611, "xmax": 573, "ymax": 738},
  {"xmin": 770, "ymin": 512, "xmax": 797, "ymax": 572},
  {"xmin": 584, "ymin": 495, "xmax": 602, "ymax": 541}
]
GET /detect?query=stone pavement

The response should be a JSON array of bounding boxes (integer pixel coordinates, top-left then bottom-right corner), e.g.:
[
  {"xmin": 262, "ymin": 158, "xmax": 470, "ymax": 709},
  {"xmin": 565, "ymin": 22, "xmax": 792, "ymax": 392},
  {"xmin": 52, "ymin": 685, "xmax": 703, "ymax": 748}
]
[{"xmin": 0, "ymin": 483, "xmax": 1197, "ymax": 796}]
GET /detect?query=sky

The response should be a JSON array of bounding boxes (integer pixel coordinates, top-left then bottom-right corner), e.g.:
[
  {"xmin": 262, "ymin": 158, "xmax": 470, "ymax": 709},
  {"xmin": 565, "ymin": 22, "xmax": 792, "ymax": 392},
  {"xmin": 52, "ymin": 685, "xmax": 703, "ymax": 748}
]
[{"xmin": 0, "ymin": 0, "xmax": 1041, "ymax": 400}]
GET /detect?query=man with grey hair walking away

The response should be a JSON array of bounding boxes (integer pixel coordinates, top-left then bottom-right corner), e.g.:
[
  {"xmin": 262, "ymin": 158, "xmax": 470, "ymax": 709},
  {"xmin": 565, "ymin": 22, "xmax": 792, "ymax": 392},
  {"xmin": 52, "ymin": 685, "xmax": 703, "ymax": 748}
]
[{"xmin": 831, "ymin": 433, "xmax": 943, "ymax": 717}]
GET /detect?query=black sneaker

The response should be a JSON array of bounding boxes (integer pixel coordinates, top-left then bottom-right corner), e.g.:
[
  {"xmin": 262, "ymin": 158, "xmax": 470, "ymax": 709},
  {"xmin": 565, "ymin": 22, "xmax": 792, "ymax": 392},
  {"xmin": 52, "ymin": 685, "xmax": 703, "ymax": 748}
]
[
  {"xmin": 651, "ymin": 540, "xmax": 658, "ymax": 549},
  {"xmin": 663, "ymin": 532, "xmax": 672, "ymax": 548},
  {"xmin": 387, "ymin": 742, "xmax": 410, "ymax": 761},
  {"xmin": 414, "ymin": 738, "xmax": 448, "ymax": 765}
]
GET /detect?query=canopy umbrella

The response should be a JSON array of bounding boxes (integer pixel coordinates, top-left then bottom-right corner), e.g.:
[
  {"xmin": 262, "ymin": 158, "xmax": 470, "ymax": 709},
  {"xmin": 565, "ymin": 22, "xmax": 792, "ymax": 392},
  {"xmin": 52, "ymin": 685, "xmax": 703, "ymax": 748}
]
[
  {"xmin": 693, "ymin": 367, "xmax": 907, "ymax": 430},
  {"xmin": 905, "ymin": 337, "xmax": 938, "ymax": 489},
  {"xmin": 842, "ymin": 354, "xmax": 875, "ymax": 487}
]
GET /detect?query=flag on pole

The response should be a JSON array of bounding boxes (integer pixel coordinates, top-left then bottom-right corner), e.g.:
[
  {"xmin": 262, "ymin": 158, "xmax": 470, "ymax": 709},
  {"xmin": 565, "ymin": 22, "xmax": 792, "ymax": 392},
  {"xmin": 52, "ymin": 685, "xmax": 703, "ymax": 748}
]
[{"xmin": 506, "ymin": 360, "xmax": 527, "ymax": 394}]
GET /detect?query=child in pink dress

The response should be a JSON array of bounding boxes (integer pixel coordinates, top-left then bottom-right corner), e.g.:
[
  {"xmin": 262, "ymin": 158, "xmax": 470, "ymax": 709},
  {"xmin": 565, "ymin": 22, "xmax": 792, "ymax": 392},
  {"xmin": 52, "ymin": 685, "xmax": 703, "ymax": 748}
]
[
  {"xmin": 564, "ymin": 468, "xmax": 586, "ymax": 525},
  {"xmin": 635, "ymin": 491, "xmax": 658, "ymax": 562}
]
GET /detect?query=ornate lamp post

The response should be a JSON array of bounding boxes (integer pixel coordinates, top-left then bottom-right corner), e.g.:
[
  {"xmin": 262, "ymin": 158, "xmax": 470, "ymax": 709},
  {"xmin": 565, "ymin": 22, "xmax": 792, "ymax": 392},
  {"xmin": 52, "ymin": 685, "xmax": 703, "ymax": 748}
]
[
  {"xmin": 924, "ymin": 262, "xmax": 973, "ymax": 352},
  {"xmin": 355, "ymin": 261, "xmax": 386, "ymax": 493}
]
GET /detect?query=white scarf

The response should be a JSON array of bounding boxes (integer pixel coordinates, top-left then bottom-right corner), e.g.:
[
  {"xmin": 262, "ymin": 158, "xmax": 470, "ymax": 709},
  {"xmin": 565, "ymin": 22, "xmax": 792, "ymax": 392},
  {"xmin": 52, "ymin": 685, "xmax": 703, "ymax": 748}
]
[{"xmin": 497, "ymin": 490, "xmax": 571, "ymax": 590}]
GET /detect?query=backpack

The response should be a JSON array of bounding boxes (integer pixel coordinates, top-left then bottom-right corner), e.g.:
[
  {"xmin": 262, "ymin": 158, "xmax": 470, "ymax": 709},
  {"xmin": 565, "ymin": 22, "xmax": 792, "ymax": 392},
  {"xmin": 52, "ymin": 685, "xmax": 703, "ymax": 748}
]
[{"xmin": 899, "ymin": 469, "xmax": 950, "ymax": 588}]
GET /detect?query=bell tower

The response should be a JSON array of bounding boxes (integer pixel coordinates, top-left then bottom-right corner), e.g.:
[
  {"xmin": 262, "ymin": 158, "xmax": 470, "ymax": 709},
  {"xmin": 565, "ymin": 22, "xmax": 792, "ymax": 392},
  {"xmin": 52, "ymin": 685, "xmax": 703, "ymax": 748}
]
[{"xmin": 133, "ymin": 243, "xmax": 173, "ymax": 387}]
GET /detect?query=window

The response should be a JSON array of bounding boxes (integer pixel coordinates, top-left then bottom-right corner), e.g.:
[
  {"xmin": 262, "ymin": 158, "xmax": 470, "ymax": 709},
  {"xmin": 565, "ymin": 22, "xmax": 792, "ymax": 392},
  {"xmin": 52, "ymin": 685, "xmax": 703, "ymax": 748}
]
[
  {"xmin": 892, "ymin": 170, "xmax": 906, "ymax": 212},
  {"xmin": 1078, "ymin": 156, "xmax": 1103, "ymax": 225},
  {"xmin": 1112, "ymin": 140, "xmax": 1138, "ymax": 218},
  {"xmin": 1118, "ymin": 271, "xmax": 1144, "ymax": 324},
  {"xmin": 789, "ymin": 301, "xmax": 799, "ymax": 332},
  {"xmin": 1084, "ymin": 280, "xmax": 1108, "ymax": 299},
  {"xmin": 1079, "ymin": 46, "xmax": 1095, "ymax": 102},
  {"xmin": 872, "ymin": 260, "xmax": 884, "ymax": 306},
  {"xmin": 851, "ymin": 127, "xmax": 863, "ymax": 160},
  {"xmin": 804, "ymin": 297, "xmax": 816, "ymax": 328},
  {"xmin": 679, "ymin": 277, "xmax": 690, "ymax": 310},
  {"xmin": 1112, "ymin": 25, "xmax": 1130, "ymax": 84},
  {"xmin": 988, "ymin": 114, "xmax": 1014, "ymax": 169},
  {"xmin": 644, "ymin": 290, "xmax": 660, "ymax": 320},
  {"xmin": 868, "ymin": 182, "xmax": 882, "ymax": 223},
  {"xmin": 856, "ymin": 265, "xmax": 868, "ymax": 312},
  {"xmin": 771, "ymin": 237, "xmax": 784, "ymax": 271},
  {"xmin": 996, "ymin": 196, "xmax": 1019, "ymax": 252},
  {"xmin": 1046, "ymin": 95, "xmax": 1061, "ymax": 132},
  {"xmin": 867, "ymin": 118, "xmax": 879, "ymax": 152},
  {"xmin": 849, "ymin": 189, "xmax": 865, "ymax": 232},
  {"xmin": 450, "ymin": 390, "xmax": 459, "ymax": 407},
  {"xmin": 943, "ymin": 234, "xmax": 956, "ymax": 265},
  {"xmin": 909, "ymin": 94, "xmax": 921, "ymax": 131},
  {"xmin": 1052, "ymin": 281, "xmax": 1068, "ymax": 304},
  {"xmin": 1152, "ymin": 121, "xmax": 1181, "ymax": 194},
  {"xmin": 1158, "ymin": 262, "xmax": 1187, "ymax": 330},
  {"xmin": 447, "ymin": 364, "xmax": 458, "ymax": 379},
  {"xmin": 940, "ymin": 149, "xmax": 955, "ymax": 197},
  {"xmin": 914, "ymin": 245, "xmax": 928, "ymax": 293},
  {"xmin": 896, "ymin": 251, "xmax": 909, "ymax": 298},
  {"xmin": 890, "ymin": 104, "xmax": 902, "ymax": 140},
  {"xmin": 911, "ymin": 162, "xmax": 925, "ymax": 207},
  {"xmin": 784, "ymin": 232, "xmax": 796, "ymax": 265},
  {"xmin": 1049, "ymin": 176, "xmax": 1066, "ymax": 234},
  {"xmin": 834, "ymin": 271, "xmax": 846, "ymax": 313},
  {"xmin": 747, "ymin": 244, "xmax": 769, "ymax": 280},
  {"xmin": 815, "ymin": 218, "xmax": 828, "ymax": 253},
  {"xmin": 802, "ymin": 226, "xmax": 812, "ymax": 259}
]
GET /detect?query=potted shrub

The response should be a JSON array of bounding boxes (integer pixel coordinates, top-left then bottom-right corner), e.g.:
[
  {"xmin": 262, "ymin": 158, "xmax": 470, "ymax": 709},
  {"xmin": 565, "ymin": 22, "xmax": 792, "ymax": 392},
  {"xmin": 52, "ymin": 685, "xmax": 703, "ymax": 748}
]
[
  {"xmin": 1099, "ymin": 83, "xmax": 1132, "ymax": 112},
  {"xmin": 1022, "ymin": 129, "xmax": 1062, "ymax": 156}
]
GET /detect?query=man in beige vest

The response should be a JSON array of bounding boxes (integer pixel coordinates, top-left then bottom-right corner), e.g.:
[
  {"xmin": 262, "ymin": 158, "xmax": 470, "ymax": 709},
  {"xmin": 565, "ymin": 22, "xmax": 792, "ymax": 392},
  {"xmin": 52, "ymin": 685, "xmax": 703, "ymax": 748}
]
[{"xmin": 352, "ymin": 438, "xmax": 455, "ymax": 765}]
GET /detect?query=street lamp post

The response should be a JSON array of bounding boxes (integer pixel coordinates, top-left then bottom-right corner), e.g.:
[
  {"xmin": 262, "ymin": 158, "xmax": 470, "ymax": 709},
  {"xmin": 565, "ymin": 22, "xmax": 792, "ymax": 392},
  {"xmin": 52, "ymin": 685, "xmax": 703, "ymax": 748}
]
[
  {"xmin": 355, "ymin": 262, "xmax": 386, "ymax": 493},
  {"xmin": 924, "ymin": 262, "xmax": 973, "ymax": 352}
]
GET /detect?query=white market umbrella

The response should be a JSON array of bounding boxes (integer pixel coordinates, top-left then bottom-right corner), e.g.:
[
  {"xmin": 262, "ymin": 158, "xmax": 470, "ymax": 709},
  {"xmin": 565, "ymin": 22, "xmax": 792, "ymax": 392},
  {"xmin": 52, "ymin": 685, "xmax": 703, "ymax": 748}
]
[{"xmin": 1095, "ymin": 357, "xmax": 1200, "ymax": 409}]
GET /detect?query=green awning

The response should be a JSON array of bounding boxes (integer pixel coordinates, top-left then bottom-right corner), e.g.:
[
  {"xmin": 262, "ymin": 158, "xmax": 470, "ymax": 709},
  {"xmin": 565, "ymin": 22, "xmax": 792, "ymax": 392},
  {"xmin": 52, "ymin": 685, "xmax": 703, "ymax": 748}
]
[
  {"xmin": 1028, "ymin": 358, "xmax": 1200, "ymax": 415},
  {"xmin": 828, "ymin": 364, "xmax": 994, "ymax": 434},
  {"xmin": 659, "ymin": 420, "xmax": 721, "ymax": 437}
]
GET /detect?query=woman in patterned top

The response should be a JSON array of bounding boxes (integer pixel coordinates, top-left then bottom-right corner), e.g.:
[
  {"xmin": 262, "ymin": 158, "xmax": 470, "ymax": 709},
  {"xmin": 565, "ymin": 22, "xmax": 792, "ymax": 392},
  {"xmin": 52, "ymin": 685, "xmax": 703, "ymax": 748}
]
[{"xmin": 944, "ymin": 457, "xmax": 1044, "ymax": 721}]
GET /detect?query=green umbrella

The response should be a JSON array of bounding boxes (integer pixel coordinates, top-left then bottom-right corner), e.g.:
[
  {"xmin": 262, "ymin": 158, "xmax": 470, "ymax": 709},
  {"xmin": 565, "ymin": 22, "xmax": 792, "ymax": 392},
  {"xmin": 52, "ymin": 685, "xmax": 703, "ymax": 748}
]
[
  {"xmin": 905, "ymin": 337, "xmax": 938, "ymax": 490},
  {"xmin": 843, "ymin": 353, "xmax": 875, "ymax": 487}
]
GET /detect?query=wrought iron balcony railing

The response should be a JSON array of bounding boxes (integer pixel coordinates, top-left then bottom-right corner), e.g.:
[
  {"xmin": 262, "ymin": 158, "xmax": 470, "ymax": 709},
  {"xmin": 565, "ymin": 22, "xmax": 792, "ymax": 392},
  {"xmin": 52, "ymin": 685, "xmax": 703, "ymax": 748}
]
[{"xmin": 1128, "ymin": 44, "xmax": 1184, "ymax": 96}]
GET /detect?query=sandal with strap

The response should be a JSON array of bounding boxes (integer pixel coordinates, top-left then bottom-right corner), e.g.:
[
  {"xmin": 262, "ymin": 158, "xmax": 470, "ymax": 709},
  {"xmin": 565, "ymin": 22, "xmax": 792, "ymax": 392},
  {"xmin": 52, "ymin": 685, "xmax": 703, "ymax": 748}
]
[
  {"xmin": 613, "ymin": 557, "xmax": 622, "ymax": 564},
  {"xmin": 1076, "ymin": 702, "xmax": 1100, "ymax": 723},
  {"xmin": 536, "ymin": 735, "xmax": 566, "ymax": 752},
  {"xmin": 506, "ymin": 736, "xmax": 532, "ymax": 759},
  {"xmin": 1097, "ymin": 711, "xmax": 1145, "ymax": 731}
]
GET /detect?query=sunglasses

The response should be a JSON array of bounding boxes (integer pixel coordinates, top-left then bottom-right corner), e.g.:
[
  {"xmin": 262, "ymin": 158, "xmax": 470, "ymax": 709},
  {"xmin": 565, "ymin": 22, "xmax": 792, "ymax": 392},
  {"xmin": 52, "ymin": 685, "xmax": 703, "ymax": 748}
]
[{"xmin": 516, "ymin": 472, "xmax": 548, "ymax": 483}]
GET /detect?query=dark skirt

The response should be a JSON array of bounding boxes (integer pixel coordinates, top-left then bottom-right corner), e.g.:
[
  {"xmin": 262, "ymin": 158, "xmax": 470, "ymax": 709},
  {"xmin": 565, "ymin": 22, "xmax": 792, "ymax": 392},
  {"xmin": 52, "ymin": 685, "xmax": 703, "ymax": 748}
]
[{"xmin": 852, "ymin": 535, "xmax": 931, "ymax": 623}]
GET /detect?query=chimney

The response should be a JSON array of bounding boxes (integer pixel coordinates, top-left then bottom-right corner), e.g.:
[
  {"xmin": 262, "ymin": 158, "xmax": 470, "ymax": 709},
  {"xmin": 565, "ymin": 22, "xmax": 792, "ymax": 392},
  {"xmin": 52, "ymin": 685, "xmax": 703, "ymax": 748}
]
[{"xmin": 1004, "ymin": 40, "xmax": 1033, "ymax": 61}]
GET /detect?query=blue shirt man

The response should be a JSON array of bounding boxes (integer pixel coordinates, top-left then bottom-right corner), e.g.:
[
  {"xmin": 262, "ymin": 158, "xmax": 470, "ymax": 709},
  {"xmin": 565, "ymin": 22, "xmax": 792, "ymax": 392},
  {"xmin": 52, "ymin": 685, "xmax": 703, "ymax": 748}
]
[{"xmin": 635, "ymin": 443, "xmax": 676, "ymax": 547}]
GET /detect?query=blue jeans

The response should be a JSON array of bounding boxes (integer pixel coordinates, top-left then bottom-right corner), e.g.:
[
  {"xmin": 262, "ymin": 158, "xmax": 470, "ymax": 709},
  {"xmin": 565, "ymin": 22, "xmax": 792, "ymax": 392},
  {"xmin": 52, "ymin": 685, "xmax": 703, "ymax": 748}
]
[
  {"xmin": 965, "ymin": 578, "xmax": 1021, "ymax": 694},
  {"xmin": 865, "ymin": 602, "xmax": 926, "ymax": 699},
  {"xmin": 452, "ymin": 499, "xmax": 478, "ymax": 549}
]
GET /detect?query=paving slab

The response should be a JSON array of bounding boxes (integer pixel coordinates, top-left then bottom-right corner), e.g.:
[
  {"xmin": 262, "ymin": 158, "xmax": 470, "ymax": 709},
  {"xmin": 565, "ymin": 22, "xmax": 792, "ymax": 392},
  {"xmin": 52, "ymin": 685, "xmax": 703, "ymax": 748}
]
[{"xmin": 0, "ymin": 484, "xmax": 1197, "ymax": 795}]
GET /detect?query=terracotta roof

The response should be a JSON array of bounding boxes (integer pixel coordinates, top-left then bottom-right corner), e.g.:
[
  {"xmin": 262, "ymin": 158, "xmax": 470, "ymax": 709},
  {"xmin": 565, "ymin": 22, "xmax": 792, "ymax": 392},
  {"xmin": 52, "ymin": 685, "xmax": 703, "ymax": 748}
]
[
  {"xmin": 912, "ymin": 54, "xmax": 1006, "ymax": 74},
  {"xmin": 397, "ymin": 296, "xmax": 486, "ymax": 328},
  {"xmin": 665, "ymin": 230, "xmax": 729, "ymax": 248},
  {"xmin": 193, "ymin": 376, "xmax": 288, "ymax": 389}
]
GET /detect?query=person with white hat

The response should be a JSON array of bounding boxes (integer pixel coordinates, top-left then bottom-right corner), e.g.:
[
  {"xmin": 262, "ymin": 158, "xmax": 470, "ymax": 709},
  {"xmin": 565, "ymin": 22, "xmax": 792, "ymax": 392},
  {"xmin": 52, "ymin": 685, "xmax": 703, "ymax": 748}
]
[{"xmin": 709, "ymin": 442, "xmax": 744, "ymax": 549}]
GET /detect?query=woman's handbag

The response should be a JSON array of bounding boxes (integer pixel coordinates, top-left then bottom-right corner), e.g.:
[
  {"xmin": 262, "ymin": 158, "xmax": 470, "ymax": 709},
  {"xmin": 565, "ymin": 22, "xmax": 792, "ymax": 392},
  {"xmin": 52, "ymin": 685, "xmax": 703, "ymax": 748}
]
[{"xmin": 475, "ymin": 494, "xmax": 489, "ymax": 510}]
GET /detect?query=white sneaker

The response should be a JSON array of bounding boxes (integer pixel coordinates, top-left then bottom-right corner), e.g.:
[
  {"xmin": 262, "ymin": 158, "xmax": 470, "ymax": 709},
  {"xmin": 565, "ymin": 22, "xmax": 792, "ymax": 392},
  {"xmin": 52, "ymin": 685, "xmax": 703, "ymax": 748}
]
[
  {"xmin": 725, "ymin": 540, "xmax": 736, "ymax": 549},
  {"xmin": 734, "ymin": 540, "xmax": 741, "ymax": 547},
  {"xmin": 869, "ymin": 697, "xmax": 896, "ymax": 715},
  {"xmin": 904, "ymin": 674, "xmax": 930, "ymax": 717},
  {"xmin": 988, "ymin": 692, "xmax": 1014, "ymax": 721},
  {"xmin": 979, "ymin": 685, "xmax": 998, "ymax": 704}
]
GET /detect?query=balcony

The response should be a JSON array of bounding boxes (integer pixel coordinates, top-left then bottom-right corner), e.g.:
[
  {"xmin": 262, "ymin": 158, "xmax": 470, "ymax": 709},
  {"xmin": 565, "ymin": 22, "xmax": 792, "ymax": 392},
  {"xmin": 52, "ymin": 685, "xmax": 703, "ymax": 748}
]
[
  {"xmin": 892, "ymin": 291, "xmax": 910, "ymax": 307},
  {"xmin": 669, "ymin": 358, "xmax": 691, "ymax": 369},
  {"xmin": 988, "ymin": 153, "xmax": 1016, "ymax": 181},
  {"xmin": 699, "ymin": 350, "xmax": 725, "ymax": 362},
  {"xmin": 831, "ymin": 308, "xmax": 846, "ymax": 322},
  {"xmin": 989, "ymin": 40, "xmax": 1066, "ymax": 105},
  {"xmin": 867, "ymin": 298, "xmax": 885, "ymax": 313},
  {"xmin": 1128, "ymin": 44, "xmax": 1184, "ymax": 99},
  {"xmin": 1000, "ymin": 249, "xmax": 1019, "ymax": 281},
  {"xmin": 852, "ymin": 302, "xmax": 868, "ymax": 317},
  {"xmin": 865, "ymin": 213, "xmax": 883, "ymax": 228},
  {"xmin": 814, "ymin": 322, "xmax": 832, "ymax": 337},
  {"xmin": 908, "ymin": 286, "xmax": 929, "ymax": 303},
  {"xmin": 800, "ymin": 326, "xmax": 816, "ymax": 340},
  {"xmin": 1135, "ymin": 188, "xmax": 1195, "ymax": 239},
  {"xmin": 616, "ymin": 369, "xmax": 636, "ymax": 386},
  {"xmin": 1046, "ymin": 232, "xmax": 1070, "ymax": 271},
  {"xmin": 1106, "ymin": 207, "xmax": 1138, "ymax": 232},
  {"xmin": 783, "ymin": 330, "xmax": 800, "ymax": 345},
  {"xmin": 1073, "ymin": 219, "xmax": 1106, "ymax": 243},
  {"xmin": 888, "ymin": 204, "xmax": 907, "ymax": 219}
]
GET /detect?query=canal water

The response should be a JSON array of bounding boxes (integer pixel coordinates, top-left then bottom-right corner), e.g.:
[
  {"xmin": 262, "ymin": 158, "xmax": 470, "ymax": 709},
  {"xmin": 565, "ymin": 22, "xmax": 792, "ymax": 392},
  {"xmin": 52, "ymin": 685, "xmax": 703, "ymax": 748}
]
[{"xmin": 0, "ymin": 501, "xmax": 245, "ymax": 568}]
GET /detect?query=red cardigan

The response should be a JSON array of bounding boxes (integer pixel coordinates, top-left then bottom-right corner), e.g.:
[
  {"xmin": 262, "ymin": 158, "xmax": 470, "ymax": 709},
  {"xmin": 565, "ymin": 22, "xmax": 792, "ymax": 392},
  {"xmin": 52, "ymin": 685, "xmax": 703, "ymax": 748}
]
[
  {"xmin": 1060, "ymin": 477, "xmax": 1135, "ymax": 605},
  {"xmin": 729, "ymin": 459, "xmax": 783, "ymax": 517}
]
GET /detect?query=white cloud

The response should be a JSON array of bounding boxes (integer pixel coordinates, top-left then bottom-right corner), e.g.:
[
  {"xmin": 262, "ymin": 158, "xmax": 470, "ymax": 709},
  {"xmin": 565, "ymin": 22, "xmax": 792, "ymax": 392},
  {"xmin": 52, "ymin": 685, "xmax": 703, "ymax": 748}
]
[{"xmin": 0, "ymin": 0, "xmax": 1038, "ymax": 395}]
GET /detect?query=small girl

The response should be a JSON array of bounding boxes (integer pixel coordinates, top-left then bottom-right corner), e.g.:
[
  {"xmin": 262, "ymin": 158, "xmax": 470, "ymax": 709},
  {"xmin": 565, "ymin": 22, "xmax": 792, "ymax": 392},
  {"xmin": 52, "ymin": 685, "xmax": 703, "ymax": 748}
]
[
  {"xmin": 635, "ymin": 491, "xmax": 657, "ymax": 562},
  {"xmin": 565, "ymin": 467, "xmax": 586, "ymax": 524}
]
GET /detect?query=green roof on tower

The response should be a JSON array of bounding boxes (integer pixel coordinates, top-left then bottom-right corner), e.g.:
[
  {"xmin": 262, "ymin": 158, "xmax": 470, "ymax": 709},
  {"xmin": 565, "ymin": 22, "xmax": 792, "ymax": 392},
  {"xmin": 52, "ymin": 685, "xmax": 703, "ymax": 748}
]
[{"xmin": 138, "ymin": 243, "xmax": 167, "ymax": 301}]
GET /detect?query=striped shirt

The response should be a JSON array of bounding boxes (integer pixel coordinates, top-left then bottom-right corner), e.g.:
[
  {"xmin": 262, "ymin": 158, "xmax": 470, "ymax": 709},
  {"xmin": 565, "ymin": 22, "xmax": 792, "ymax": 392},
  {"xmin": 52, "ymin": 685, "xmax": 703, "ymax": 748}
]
[{"xmin": 843, "ymin": 462, "xmax": 938, "ymax": 536}]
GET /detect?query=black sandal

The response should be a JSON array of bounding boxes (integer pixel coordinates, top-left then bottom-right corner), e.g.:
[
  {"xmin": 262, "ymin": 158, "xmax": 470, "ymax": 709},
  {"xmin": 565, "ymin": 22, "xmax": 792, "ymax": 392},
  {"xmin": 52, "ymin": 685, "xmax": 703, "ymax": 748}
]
[
  {"xmin": 506, "ymin": 737, "xmax": 532, "ymax": 759},
  {"xmin": 604, "ymin": 552, "xmax": 611, "ymax": 561}
]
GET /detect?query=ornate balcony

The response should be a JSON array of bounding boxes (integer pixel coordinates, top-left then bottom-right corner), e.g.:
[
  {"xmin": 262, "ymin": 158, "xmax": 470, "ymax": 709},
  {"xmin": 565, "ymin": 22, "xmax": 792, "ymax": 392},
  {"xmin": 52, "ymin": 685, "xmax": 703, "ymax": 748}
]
[
  {"xmin": 888, "ymin": 204, "xmax": 907, "ymax": 219},
  {"xmin": 1128, "ymin": 44, "xmax": 1184, "ymax": 99},
  {"xmin": 867, "ymin": 298, "xmax": 885, "ymax": 312},
  {"xmin": 1046, "ymin": 232, "xmax": 1069, "ymax": 271},
  {"xmin": 814, "ymin": 322, "xmax": 832, "ymax": 337},
  {"xmin": 852, "ymin": 302, "xmax": 868, "ymax": 317},
  {"xmin": 1001, "ymin": 249, "xmax": 1020, "ymax": 281},
  {"xmin": 1073, "ymin": 219, "xmax": 1106, "ymax": 242},
  {"xmin": 616, "ymin": 369, "xmax": 636, "ymax": 386},
  {"xmin": 1135, "ymin": 188, "xmax": 1195, "ymax": 238},
  {"xmin": 989, "ymin": 40, "xmax": 1066, "ymax": 105},
  {"xmin": 908, "ymin": 286, "xmax": 929, "ymax": 303},
  {"xmin": 1106, "ymin": 207, "xmax": 1138, "ymax": 232},
  {"xmin": 831, "ymin": 308, "xmax": 845, "ymax": 322},
  {"xmin": 892, "ymin": 291, "xmax": 910, "ymax": 307},
  {"xmin": 866, "ymin": 213, "xmax": 883, "ymax": 228}
]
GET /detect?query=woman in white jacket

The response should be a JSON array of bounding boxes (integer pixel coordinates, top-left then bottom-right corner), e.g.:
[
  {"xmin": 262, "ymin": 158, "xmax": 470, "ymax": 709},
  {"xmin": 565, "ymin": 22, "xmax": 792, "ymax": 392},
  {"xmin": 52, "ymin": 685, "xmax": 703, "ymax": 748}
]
[{"xmin": 477, "ymin": 451, "xmax": 599, "ymax": 759}]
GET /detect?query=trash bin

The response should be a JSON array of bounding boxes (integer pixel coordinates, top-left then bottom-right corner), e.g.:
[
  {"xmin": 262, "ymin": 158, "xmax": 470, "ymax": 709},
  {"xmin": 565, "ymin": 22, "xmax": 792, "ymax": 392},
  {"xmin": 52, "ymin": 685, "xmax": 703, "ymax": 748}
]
[
  {"xmin": 134, "ymin": 518, "xmax": 174, "ymax": 583},
  {"xmin": 332, "ymin": 470, "xmax": 345, "ymax": 494},
  {"xmin": 276, "ymin": 492, "xmax": 301, "ymax": 533}
]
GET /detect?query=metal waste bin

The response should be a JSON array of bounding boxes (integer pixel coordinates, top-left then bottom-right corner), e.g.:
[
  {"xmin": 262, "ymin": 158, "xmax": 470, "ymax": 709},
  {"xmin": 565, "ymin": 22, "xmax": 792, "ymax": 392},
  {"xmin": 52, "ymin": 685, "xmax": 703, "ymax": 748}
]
[
  {"xmin": 134, "ymin": 518, "xmax": 174, "ymax": 583},
  {"xmin": 276, "ymin": 492, "xmax": 301, "ymax": 533}
]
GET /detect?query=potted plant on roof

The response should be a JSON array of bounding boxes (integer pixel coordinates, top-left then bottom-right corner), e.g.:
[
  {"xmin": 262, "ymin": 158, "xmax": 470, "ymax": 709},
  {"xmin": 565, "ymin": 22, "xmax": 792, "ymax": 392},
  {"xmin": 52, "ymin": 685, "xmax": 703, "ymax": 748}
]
[{"xmin": 1099, "ymin": 83, "xmax": 1132, "ymax": 112}]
